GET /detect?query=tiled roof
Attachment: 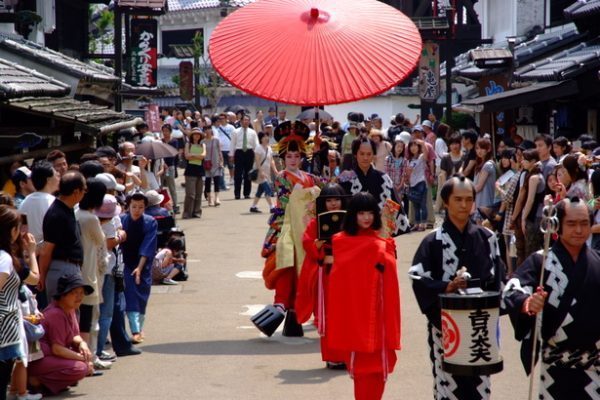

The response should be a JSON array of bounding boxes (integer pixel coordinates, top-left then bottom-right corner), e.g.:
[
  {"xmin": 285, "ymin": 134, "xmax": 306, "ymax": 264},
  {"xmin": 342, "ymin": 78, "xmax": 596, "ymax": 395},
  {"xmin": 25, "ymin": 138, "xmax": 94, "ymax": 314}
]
[
  {"xmin": 0, "ymin": 33, "xmax": 118, "ymax": 83},
  {"xmin": 168, "ymin": 44, "xmax": 195, "ymax": 58},
  {"xmin": 166, "ymin": 0, "xmax": 256, "ymax": 12},
  {"xmin": 445, "ymin": 27, "xmax": 585, "ymax": 80},
  {"xmin": 0, "ymin": 58, "xmax": 70, "ymax": 100},
  {"xmin": 6, "ymin": 97, "xmax": 142, "ymax": 134},
  {"xmin": 564, "ymin": 0, "xmax": 600, "ymax": 19},
  {"xmin": 118, "ymin": 0, "xmax": 166, "ymax": 8},
  {"xmin": 515, "ymin": 41, "xmax": 600, "ymax": 81}
]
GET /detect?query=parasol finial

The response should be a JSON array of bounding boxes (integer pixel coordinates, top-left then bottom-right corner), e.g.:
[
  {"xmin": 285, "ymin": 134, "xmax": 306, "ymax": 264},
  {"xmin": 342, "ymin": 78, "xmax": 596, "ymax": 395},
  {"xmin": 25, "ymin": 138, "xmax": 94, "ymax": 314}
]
[{"xmin": 310, "ymin": 8, "xmax": 319, "ymax": 19}]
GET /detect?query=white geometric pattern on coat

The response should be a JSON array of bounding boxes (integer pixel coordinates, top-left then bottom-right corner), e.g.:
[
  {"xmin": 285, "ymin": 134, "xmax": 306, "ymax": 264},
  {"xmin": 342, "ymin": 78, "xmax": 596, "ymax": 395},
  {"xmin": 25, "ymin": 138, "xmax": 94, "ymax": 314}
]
[
  {"xmin": 584, "ymin": 368, "xmax": 600, "ymax": 400},
  {"xmin": 408, "ymin": 262, "xmax": 432, "ymax": 280},
  {"xmin": 539, "ymin": 362, "xmax": 555, "ymax": 400},
  {"xmin": 430, "ymin": 325, "xmax": 459, "ymax": 400},
  {"xmin": 544, "ymin": 251, "xmax": 568, "ymax": 308},
  {"xmin": 439, "ymin": 228, "xmax": 459, "ymax": 281},
  {"xmin": 476, "ymin": 376, "xmax": 491, "ymax": 400}
]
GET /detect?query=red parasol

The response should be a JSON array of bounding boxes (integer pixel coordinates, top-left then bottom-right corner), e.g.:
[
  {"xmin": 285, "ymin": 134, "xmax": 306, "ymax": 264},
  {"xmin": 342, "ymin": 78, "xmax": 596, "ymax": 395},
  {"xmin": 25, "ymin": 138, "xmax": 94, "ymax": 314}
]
[{"xmin": 209, "ymin": 0, "xmax": 422, "ymax": 106}]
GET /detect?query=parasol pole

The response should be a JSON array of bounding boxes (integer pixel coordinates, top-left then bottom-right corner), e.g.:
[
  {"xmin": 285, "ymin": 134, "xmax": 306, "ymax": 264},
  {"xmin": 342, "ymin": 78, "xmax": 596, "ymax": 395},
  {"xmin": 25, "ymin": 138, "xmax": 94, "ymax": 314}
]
[
  {"xmin": 527, "ymin": 199, "xmax": 558, "ymax": 400},
  {"xmin": 310, "ymin": 8, "xmax": 321, "ymax": 140}
]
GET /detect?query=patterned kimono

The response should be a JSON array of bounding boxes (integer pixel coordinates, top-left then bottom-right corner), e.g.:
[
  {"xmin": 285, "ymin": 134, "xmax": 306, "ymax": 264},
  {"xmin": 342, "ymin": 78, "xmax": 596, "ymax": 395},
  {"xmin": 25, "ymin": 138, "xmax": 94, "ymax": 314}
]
[
  {"xmin": 261, "ymin": 169, "xmax": 321, "ymax": 308},
  {"xmin": 409, "ymin": 219, "xmax": 505, "ymax": 400},
  {"xmin": 338, "ymin": 166, "xmax": 409, "ymax": 235},
  {"xmin": 502, "ymin": 241, "xmax": 600, "ymax": 399}
]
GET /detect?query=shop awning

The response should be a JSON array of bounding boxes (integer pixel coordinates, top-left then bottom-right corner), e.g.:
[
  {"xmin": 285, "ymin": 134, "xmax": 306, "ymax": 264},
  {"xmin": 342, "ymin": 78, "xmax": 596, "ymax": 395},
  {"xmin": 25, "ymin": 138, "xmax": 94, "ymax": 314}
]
[
  {"xmin": 459, "ymin": 80, "xmax": 579, "ymax": 113},
  {"xmin": 4, "ymin": 96, "xmax": 143, "ymax": 134}
]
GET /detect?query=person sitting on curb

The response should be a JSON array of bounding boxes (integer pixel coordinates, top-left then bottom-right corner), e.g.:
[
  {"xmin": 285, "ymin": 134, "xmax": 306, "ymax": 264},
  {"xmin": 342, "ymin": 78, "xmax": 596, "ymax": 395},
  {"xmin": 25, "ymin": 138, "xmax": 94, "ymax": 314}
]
[{"xmin": 152, "ymin": 237, "xmax": 185, "ymax": 285}]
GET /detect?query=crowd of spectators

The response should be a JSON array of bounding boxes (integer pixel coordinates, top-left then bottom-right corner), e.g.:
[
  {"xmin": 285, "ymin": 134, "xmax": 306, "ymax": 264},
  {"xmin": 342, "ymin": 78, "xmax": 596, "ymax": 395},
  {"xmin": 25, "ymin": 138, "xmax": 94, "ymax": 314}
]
[{"xmin": 1, "ymin": 104, "xmax": 599, "ymax": 398}]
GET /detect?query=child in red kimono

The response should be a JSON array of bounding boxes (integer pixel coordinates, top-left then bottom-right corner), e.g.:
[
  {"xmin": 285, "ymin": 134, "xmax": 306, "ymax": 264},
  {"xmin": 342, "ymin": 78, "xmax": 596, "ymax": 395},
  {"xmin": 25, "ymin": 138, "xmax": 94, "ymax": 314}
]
[
  {"xmin": 296, "ymin": 183, "xmax": 347, "ymax": 369},
  {"xmin": 327, "ymin": 192, "xmax": 401, "ymax": 400}
]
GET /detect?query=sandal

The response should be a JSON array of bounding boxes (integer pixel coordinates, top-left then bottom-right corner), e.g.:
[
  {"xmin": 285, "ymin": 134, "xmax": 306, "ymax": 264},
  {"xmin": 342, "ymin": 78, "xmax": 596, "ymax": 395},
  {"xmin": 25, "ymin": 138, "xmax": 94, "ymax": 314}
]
[{"xmin": 131, "ymin": 334, "xmax": 144, "ymax": 344}]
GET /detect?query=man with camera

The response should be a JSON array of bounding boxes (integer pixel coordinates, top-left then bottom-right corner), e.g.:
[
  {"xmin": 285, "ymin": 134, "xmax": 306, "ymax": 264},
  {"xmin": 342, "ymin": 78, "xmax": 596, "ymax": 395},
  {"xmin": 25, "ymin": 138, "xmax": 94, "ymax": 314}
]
[{"xmin": 116, "ymin": 141, "xmax": 147, "ymax": 194}]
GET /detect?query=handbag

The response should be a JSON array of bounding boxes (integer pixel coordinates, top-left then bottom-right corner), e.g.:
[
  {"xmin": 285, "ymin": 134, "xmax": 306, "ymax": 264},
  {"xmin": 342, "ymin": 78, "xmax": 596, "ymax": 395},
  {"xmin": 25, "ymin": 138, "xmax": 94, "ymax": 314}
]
[
  {"xmin": 24, "ymin": 319, "xmax": 45, "ymax": 342},
  {"xmin": 250, "ymin": 150, "xmax": 268, "ymax": 182},
  {"xmin": 203, "ymin": 139, "xmax": 214, "ymax": 171}
]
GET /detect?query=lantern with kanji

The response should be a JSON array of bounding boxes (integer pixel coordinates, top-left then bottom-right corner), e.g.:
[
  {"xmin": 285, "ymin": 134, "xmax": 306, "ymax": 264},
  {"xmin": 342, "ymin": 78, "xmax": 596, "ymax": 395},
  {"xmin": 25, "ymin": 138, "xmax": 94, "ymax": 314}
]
[{"xmin": 439, "ymin": 291, "xmax": 504, "ymax": 376}]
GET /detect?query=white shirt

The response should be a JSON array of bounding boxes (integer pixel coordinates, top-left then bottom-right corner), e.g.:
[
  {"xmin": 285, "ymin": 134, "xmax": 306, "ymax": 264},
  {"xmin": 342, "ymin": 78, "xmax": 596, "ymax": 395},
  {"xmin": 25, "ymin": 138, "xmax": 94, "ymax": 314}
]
[
  {"xmin": 229, "ymin": 126, "xmax": 259, "ymax": 156},
  {"xmin": 434, "ymin": 137, "xmax": 448, "ymax": 168},
  {"xmin": 76, "ymin": 209, "xmax": 106, "ymax": 305},
  {"xmin": 254, "ymin": 144, "xmax": 273, "ymax": 183},
  {"xmin": 0, "ymin": 250, "xmax": 12, "ymax": 275},
  {"xmin": 101, "ymin": 218, "xmax": 117, "ymax": 275},
  {"xmin": 215, "ymin": 123, "xmax": 235, "ymax": 152},
  {"xmin": 19, "ymin": 191, "xmax": 55, "ymax": 245}
]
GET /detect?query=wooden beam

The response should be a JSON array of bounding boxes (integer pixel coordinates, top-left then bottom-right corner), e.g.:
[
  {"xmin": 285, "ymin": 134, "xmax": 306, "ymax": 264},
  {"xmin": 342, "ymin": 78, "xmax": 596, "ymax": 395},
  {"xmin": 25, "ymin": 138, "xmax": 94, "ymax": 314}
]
[{"xmin": 0, "ymin": 140, "xmax": 94, "ymax": 166}]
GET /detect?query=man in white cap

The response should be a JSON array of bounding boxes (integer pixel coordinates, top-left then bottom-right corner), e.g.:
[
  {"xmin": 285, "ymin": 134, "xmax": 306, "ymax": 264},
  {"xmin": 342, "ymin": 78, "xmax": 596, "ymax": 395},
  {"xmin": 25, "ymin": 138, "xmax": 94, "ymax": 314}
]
[
  {"xmin": 11, "ymin": 166, "xmax": 34, "ymax": 209},
  {"xmin": 144, "ymin": 190, "xmax": 170, "ymax": 218},
  {"xmin": 96, "ymin": 173, "xmax": 125, "ymax": 193}
]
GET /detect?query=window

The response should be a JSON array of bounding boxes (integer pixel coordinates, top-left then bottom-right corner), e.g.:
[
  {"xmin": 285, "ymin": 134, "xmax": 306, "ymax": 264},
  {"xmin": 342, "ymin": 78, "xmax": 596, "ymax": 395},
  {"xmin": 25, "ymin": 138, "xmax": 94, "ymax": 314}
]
[{"xmin": 161, "ymin": 28, "xmax": 203, "ymax": 56}]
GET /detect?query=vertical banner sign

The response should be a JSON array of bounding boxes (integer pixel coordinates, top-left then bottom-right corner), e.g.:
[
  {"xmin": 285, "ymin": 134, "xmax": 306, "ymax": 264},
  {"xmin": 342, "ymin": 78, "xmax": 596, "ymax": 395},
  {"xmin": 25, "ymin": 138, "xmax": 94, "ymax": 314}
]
[
  {"xmin": 130, "ymin": 18, "xmax": 158, "ymax": 87},
  {"xmin": 179, "ymin": 61, "xmax": 194, "ymax": 101},
  {"xmin": 434, "ymin": 0, "xmax": 451, "ymax": 17},
  {"xmin": 419, "ymin": 41, "xmax": 440, "ymax": 102},
  {"xmin": 145, "ymin": 104, "xmax": 161, "ymax": 132}
]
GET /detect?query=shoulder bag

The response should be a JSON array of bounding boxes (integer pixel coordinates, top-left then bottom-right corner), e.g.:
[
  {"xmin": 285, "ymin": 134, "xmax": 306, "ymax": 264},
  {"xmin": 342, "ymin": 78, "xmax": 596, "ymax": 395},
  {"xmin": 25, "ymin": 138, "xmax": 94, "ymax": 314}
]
[{"xmin": 249, "ymin": 150, "xmax": 267, "ymax": 182}]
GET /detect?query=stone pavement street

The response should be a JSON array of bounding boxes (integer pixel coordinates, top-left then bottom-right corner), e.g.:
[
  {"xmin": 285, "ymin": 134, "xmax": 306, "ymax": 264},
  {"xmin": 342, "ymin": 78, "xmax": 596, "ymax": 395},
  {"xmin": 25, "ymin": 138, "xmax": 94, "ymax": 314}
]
[{"xmin": 60, "ymin": 185, "xmax": 532, "ymax": 399}]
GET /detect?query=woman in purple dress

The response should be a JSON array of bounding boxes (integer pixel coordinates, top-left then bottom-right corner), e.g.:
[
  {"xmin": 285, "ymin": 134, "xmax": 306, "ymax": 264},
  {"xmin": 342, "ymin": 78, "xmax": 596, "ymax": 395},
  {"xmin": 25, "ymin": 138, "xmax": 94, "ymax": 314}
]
[{"xmin": 28, "ymin": 274, "xmax": 94, "ymax": 395}]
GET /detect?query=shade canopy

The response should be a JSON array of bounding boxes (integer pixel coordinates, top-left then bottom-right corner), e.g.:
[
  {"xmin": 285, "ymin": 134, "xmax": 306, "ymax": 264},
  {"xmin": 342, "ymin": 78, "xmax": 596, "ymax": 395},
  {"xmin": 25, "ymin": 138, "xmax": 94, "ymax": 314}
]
[{"xmin": 209, "ymin": 0, "xmax": 422, "ymax": 106}]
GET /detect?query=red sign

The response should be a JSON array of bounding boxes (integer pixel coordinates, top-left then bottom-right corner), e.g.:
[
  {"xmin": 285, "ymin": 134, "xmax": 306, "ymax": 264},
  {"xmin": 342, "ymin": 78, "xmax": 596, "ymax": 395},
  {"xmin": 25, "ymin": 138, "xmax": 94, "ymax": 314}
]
[
  {"xmin": 441, "ymin": 311, "xmax": 460, "ymax": 357},
  {"xmin": 144, "ymin": 104, "xmax": 161, "ymax": 132},
  {"xmin": 179, "ymin": 61, "xmax": 193, "ymax": 101}
]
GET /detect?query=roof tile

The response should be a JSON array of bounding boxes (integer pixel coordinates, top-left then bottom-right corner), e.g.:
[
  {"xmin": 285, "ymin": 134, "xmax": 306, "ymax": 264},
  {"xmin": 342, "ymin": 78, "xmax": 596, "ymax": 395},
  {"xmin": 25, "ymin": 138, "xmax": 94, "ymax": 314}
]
[
  {"xmin": 117, "ymin": 0, "xmax": 166, "ymax": 9},
  {"xmin": 0, "ymin": 58, "xmax": 70, "ymax": 99},
  {"xmin": 166, "ymin": 0, "xmax": 255, "ymax": 12}
]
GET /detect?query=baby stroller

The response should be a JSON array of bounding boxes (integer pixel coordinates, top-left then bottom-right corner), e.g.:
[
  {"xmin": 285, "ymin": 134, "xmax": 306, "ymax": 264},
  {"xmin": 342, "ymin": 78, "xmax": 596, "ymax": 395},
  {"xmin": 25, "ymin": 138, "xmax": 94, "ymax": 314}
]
[{"xmin": 153, "ymin": 216, "xmax": 188, "ymax": 281}]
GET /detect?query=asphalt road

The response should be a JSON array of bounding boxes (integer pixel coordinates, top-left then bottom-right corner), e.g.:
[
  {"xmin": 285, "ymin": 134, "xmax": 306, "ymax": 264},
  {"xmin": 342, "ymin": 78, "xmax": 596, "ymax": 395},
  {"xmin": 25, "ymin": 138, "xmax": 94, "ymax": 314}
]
[{"xmin": 61, "ymin": 183, "xmax": 533, "ymax": 399}]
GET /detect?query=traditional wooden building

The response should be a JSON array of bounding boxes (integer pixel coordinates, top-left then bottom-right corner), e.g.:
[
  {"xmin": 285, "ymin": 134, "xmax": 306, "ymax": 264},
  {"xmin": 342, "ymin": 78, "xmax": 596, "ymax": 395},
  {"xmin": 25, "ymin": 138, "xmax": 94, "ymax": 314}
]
[{"xmin": 0, "ymin": 56, "xmax": 141, "ymax": 170}]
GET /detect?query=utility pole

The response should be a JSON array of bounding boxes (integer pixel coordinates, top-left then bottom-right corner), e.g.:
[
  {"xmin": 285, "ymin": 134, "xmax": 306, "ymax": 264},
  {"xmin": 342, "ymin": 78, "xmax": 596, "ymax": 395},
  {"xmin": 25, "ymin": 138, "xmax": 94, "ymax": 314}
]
[
  {"xmin": 114, "ymin": 7, "xmax": 122, "ymax": 112},
  {"xmin": 192, "ymin": 31, "xmax": 202, "ymax": 111},
  {"xmin": 445, "ymin": 6, "xmax": 455, "ymax": 125}
]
